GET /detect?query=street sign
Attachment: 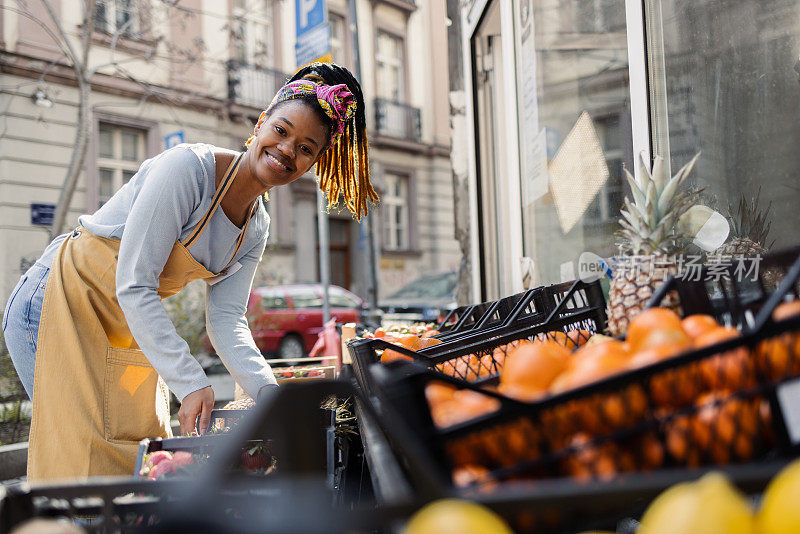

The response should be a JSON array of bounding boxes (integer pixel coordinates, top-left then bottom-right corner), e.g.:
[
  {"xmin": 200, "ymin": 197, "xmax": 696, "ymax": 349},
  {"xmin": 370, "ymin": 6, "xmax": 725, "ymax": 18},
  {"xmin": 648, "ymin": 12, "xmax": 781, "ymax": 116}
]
[
  {"xmin": 31, "ymin": 203, "xmax": 56, "ymax": 226},
  {"xmin": 296, "ymin": 23, "xmax": 331, "ymax": 67},
  {"xmin": 296, "ymin": 0, "xmax": 326, "ymax": 37},
  {"xmin": 295, "ymin": 0, "xmax": 330, "ymax": 68},
  {"xmin": 164, "ymin": 130, "xmax": 185, "ymax": 150}
]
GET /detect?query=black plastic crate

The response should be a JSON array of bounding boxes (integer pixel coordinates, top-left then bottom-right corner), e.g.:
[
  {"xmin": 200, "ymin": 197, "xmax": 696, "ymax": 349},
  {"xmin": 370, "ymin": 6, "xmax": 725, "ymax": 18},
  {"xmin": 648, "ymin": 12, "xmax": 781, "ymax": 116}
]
[
  {"xmin": 434, "ymin": 288, "xmax": 548, "ymax": 340},
  {"xmin": 349, "ymin": 280, "xmax": 606, "ymax": 397},
  {"xmin": 369, "ymin": 248, "xmax": 800, "ymax": 490},
  {"xmin": 0, "ymin": 383, "xmax": 345, "ymax": 534}
]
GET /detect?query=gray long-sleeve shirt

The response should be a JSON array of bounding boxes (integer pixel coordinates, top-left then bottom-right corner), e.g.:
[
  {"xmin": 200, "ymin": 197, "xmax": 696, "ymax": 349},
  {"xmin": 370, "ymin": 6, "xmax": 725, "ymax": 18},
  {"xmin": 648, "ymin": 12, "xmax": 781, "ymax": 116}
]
[{"xmin": 38, "ymin": 143, "xmax": 277, "ymax": 401}]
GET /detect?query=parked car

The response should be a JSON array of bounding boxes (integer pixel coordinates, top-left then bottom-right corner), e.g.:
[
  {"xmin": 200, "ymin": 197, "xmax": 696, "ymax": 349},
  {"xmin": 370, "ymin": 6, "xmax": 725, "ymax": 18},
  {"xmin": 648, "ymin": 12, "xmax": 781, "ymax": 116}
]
[
  {"xmin": 204, "ymin": 283, "xmax": 365, "ymax": 359},
  {"xmin": 379, "ymin": 270, "xmax": 458, "ymax": 322}
]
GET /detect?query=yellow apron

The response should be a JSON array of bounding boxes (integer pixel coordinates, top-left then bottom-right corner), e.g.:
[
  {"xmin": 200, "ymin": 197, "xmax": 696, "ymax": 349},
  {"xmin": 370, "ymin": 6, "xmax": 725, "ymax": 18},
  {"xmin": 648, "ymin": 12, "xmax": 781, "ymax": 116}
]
[{"xmin": 27, "ymin": 152, "xmax": 256, "ymax": 483}]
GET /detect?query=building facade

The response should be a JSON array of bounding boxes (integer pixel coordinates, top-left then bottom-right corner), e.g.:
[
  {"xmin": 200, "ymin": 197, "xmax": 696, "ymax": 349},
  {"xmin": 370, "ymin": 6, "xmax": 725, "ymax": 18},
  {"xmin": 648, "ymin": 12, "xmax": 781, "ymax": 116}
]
[
  {"xmin": 0, "ymin": 0, "xmax": 460, "ymax": 304},
  {"xmin": 453, "ymin": 0, "xmax": 800, "ymax": 301}
]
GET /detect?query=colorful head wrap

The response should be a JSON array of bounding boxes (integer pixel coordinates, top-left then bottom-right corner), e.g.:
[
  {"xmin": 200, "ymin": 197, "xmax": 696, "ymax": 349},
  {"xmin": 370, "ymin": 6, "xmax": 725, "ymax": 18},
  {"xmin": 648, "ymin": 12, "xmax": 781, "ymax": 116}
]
[
  {"xmin": 248, "ymin": 66, "xmax": 379, "ymax": 221},
  {"xmin": 266, "ymin": 80, "xmax": 357, "ymax": 146}
]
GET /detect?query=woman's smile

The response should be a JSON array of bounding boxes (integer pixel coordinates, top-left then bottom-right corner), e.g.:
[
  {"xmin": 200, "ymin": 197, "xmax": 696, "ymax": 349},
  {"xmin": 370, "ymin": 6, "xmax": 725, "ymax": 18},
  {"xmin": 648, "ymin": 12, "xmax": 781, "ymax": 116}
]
[{"xmin": 263, "ymin": 150, "xmax": 294, "ymax": 173}]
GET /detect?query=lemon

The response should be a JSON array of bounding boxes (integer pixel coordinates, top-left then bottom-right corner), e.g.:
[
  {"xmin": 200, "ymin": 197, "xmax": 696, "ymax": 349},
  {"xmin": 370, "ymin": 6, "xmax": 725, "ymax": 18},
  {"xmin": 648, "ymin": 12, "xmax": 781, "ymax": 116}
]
[
  {"xmin": 757, "ymin": 458, "xmax": 800, "ymax": 533},
  {"xmin": 638, "ymin": 472, "xmax": 754, "ymax": 534},
  {"xmin": 404, "ymin": 499, "xmax": 513, "ymax": 534}
]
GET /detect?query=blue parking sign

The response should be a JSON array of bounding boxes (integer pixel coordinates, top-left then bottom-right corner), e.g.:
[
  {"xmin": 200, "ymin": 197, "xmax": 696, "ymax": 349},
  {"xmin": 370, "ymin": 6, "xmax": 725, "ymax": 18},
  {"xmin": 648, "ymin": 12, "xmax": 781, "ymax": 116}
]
[
  {"xmin": 164, "ymin": 130, "xmax": 185, "ymax": 150},
  {"xmin": 296, "ymin": 0, "xmax": 326, "ymax": 37}
]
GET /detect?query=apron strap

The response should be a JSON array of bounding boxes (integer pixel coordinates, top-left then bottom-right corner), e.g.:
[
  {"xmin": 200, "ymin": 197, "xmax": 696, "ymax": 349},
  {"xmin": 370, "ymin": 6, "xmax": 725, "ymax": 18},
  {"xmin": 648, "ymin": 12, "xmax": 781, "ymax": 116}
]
[
  {"xmin": 181, "ymin": 152, "xmax": 244, "ymax": 249},
  {"xmin": 220, "ymin": 199, "xmax": 259, "ymax": 273},
  {"xmin": 180, "ymin": 151, "xmax": 260, "ymax": 275}
]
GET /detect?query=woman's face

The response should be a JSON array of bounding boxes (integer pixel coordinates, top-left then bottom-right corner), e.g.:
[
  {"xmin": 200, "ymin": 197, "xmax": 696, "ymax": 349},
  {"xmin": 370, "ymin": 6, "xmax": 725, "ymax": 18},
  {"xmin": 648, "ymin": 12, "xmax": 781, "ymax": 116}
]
[{"xmin": 248, "ymin": 100, "xmax": 330, "ymax": 189}]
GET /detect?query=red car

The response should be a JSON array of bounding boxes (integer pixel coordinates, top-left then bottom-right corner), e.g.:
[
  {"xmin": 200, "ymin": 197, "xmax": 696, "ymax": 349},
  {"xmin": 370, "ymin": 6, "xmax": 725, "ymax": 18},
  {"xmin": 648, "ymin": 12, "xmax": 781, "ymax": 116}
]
[{"xmin": 244, "ymin": 284, "xmax": 365, "ymax": 358}]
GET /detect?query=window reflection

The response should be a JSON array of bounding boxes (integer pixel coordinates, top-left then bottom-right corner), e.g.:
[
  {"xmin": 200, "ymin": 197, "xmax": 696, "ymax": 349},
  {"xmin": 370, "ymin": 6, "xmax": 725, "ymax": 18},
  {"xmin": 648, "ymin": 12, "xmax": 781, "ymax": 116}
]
[
  {"xmin": 657, "ymin": 0, "xmax": 800, "ymax": 251},
  {"xmin": 516, "ymin": 0, "xmax": 632, "ymax": 284}
]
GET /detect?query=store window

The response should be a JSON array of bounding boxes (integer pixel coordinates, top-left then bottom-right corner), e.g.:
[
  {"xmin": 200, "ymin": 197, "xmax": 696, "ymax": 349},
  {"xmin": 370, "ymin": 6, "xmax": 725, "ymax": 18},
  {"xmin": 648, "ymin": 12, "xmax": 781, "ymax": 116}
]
[
  {"xmin": 514, "ymin": 0, "xmax": 632, "ymax": 284},
  {"xmin": 652, "ymin": 0, "xmax": 800, "ymax": 252},
  {"xmin": 95, "ymin": 0, "xmax": 139, "ymax": 36},
  {"xmin": 97, "ymin": 124, "xmax": 145, "ymax": 208},
  {"xmin": 382, "ymin": 172, "xmax": 410, "ymax": 251},
  {"xmin": 376, "ymin": 31, "xmax": 405, "ymax": 101}
]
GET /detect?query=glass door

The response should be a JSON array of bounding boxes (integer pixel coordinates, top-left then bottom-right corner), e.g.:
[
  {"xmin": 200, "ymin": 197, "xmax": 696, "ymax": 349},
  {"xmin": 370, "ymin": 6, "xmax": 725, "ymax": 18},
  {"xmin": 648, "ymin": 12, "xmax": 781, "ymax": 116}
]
[{"xmin": 473, "ymin": 0, "xmax": 510, "ymax": 300}]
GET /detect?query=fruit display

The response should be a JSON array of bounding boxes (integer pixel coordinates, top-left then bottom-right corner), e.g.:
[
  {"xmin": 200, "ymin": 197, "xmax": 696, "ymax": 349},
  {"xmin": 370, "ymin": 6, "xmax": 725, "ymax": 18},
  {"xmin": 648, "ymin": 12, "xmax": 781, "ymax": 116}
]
[
  {"xmin": 349, "ymin": 281, "xmax": 603, "ymax": 389},
  {"xmin": 276, "ymin": 366, "xmax": 327, "ymax": 379},
  {"xmin": 606, "ymin": 153, "xmax": 702, "ymax": 337},
  {"xmin": 636, "ymin": 458, "xmax": 800, "ymax": 534},
  {"xmin": 408, "ymin": 300, "xmax": 800, "ymax": 488}
]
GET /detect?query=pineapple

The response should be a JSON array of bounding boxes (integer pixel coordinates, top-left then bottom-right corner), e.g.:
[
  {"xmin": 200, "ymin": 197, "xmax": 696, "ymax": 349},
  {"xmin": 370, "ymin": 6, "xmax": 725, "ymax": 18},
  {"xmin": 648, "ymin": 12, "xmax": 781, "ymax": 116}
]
[
  {"xmin": 714, "ymin": 188, "xmax": 777, "ymax": 287},
  {"xmin": 714, "ymin": 188, "xmax": 774, "ymax": 257},
  {"xmin": 606, "ymin": 153, "xmax": 702, "ymax": 337}
]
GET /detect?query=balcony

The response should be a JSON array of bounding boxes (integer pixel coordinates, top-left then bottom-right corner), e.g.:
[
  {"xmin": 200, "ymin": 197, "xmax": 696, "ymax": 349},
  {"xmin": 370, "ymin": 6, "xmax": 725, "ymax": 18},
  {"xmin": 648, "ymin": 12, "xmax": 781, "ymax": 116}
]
[
  {"xmin": 227, "ymin": 60, "xmax": 290, "ymax": 109},
  {"xmin": 374, "ymin": 98, "xmax": 422, "ymax": 142}
]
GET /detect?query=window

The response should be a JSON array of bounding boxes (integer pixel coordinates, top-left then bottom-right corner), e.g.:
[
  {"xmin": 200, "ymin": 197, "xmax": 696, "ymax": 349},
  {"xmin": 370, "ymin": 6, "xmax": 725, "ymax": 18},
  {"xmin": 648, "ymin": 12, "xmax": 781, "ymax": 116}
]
[
  {"xmin": 382, "ymin": 172, "xmax": 410, "ymax": 250},
  {"xmin": 512, "ymin": 0, "xmax": 632, "ymax": 285},
  {"xmin": 97, "ymin": 124, "xmax": 145, "ymax": 208},
  {"xmin": 232, "ymin": 0, "xmax": 273, "ymax": 67},
  {"xmin": 289, "ymin": 288, "xmax": 323, "ymax": 310},
  {"xmin": 584, "ymin": 115, "xmax": 626, "ymax": 226},
  {"xmin": 95, "ymin": 0, "xmax": 139, "ymax": 36},
  {"xmin": 329, "ymin": 13, "xmax": 348, "ymax": 65},
  {"xmin": 261, "ymin": 293, "xmax": 288, "ymax": 310},
  {"xmin": 376, "ymin": 31, "xmax": 405, "ymax": 101},
  {"xmin": 328, "ymin": 288, "xmax": 361, "ymax": 309},
  {"xmin": 652, "ymin": 0, "xmax": 800, "ymax": 252}
]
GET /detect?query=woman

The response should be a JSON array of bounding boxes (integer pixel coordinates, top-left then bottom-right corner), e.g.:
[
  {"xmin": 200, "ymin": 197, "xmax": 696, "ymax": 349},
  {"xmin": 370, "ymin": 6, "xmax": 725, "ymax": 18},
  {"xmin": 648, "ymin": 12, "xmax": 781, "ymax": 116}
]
[{"xmin": 1, "ymin": 63, "xmax": 378, "ymax": 482}]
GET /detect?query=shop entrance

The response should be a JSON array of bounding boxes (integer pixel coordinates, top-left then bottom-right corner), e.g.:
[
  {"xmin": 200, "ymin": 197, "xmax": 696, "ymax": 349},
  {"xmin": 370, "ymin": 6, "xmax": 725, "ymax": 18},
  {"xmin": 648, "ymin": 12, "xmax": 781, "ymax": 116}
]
[{"xmin": 473, "ymin": 0, "xmax": 512, "ymax": 300}]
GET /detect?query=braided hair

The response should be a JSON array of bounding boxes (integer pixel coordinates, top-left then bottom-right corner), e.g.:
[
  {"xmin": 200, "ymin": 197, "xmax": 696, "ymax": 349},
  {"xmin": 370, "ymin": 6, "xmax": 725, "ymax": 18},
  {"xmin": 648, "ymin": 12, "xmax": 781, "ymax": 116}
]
[{"xmin": 288, "ymin": 63, "xmax": 378, "ymax": 221}]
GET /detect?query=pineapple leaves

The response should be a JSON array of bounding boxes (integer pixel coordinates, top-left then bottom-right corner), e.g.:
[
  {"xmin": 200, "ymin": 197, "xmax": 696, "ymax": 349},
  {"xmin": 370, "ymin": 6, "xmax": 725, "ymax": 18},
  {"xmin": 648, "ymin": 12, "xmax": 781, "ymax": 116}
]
[
  {"xmin": 651, "ymin": 156, "xmax": 666, "ymax": 196},
  {"xmin": 616, "ymin": 151, "xmax": 702, "ymax": 256},
  {"xmin": 623, "ymin": 168, "xmax": 647, "ymax": 208}
]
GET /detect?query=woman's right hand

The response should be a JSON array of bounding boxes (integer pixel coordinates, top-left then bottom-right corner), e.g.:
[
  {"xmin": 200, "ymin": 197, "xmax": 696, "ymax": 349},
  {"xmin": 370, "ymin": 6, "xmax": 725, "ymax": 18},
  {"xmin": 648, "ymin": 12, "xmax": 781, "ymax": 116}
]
[{"xmin": 178, "ymin": 386, "xmax": 215, "ymax": 435}]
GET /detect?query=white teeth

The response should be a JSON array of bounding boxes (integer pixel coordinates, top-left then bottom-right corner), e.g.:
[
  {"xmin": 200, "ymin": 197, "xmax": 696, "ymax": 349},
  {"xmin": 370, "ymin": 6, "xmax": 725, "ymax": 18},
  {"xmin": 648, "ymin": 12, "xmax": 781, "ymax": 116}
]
[{"xmin": 266, "ymin": 153, "xmax": 289, "ymax": 171}]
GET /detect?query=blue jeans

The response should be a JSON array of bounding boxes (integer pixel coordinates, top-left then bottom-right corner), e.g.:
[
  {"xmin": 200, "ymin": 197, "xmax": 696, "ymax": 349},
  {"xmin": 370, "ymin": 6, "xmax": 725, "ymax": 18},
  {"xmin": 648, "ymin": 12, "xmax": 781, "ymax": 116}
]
[{"xmin": 2, "ymin": 262, "xmax": 50, "ymax": 400}]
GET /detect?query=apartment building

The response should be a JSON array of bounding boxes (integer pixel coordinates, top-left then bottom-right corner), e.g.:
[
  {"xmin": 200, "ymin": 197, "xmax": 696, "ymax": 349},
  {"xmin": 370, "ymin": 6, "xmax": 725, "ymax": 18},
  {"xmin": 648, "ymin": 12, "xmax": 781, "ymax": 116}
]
[{"xmin": 0, "ymin": 0, "xmax": 459, "ymax": 303}]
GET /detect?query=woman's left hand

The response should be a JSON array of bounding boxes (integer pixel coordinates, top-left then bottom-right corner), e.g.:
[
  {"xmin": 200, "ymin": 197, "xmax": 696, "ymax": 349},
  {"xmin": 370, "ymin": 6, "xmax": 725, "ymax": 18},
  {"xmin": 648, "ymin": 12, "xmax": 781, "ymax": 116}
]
[{"xmin": 179, "ymin": 386, "xmax": 215, "ymax": 435}]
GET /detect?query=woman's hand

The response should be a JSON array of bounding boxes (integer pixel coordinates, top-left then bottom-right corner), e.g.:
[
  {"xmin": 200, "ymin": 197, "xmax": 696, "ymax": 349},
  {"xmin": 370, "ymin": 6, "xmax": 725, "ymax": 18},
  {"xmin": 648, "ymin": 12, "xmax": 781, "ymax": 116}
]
[{"xmin": 179, "ymin": 386, "xmax": 215, "ymax": 435}]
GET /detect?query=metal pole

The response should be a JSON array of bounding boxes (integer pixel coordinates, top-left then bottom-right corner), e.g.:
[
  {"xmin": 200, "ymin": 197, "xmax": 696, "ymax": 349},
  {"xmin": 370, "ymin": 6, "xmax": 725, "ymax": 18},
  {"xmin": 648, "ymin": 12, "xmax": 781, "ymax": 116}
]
[
  {"xmin": 348, "ymin": 0, "xmax": 380, "ymax": 322},
  {"xmin": 318, "ymin": 190, "xmax": 331, "ymax": 323}
]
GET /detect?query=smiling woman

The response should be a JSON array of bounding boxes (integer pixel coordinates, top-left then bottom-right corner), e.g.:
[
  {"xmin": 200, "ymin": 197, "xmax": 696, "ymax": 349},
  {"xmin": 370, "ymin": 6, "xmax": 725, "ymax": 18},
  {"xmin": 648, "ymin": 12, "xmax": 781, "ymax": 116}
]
[{"xmin": 1, "ymin": 62, "xmax": 378, "ymax": 482}]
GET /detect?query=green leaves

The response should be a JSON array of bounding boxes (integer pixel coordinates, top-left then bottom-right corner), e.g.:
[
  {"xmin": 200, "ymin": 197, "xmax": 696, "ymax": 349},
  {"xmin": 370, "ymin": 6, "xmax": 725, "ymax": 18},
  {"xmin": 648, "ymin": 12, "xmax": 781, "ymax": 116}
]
[{"xmin": 617, "ymin": 152, "xmax": 702, "ymax": 256}]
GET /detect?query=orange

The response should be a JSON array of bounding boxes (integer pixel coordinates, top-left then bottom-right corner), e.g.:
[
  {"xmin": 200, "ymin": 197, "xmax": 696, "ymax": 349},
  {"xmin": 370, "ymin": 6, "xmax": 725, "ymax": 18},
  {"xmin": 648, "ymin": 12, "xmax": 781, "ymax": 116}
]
[
  {"xmin": 421, "ymin": 329, "xmax": 440, "ymax": 338},
  {"xmin": 773, "ymin": 300, "xmax": 800, "ymax": 321},
  {"xmin": 566, "ymin": 329, "xmax": 592, "ymax": 349},
  {"xmin": 682, "ymin": 314, "xmax": 720, "ymax": 340},
  {"xmin": 629, "ymin": 343, "xmax": 702, "ymax": 408},
  {"xmin": 636, "ymin": 326, "xmax": 693, "ymax": 352},
  {"xmin": 398, "ymin": 334, "xmax": 422, "ymax": 351},
  {"xmin": 374, "ymin": 328, "xmax": 386, "ymax": 338},
  {"xmin": 627, "ymin": 308, "xmax": 684, "ymax": 351},
  {"xmin": 425, "ymin": 381, "xmax": 456, "ymax": 406},
  {"xmin": 695, "ymin": 326, "xmax": 754, "ymax": 390},
  {"xmin": 498, "ymin": 341, "xmax": 570, "ymax": 400},
  {"xmin": 380, "ymin": 348, "xmax": 414, "ymax": 364},
  {"xmin": 772, "ymin": 301, "xmax": 800, "ymax": 374},
  {"xmin": 550, "ymin": 341, "xmax": 630, "ymax": 394},
  {"xmin": 418, "ymin": 337, "xmax": 443, "ymax": 349},
  {"xmin": 628, "ymin": 343, "xmax": 686, "ymax": 369}
]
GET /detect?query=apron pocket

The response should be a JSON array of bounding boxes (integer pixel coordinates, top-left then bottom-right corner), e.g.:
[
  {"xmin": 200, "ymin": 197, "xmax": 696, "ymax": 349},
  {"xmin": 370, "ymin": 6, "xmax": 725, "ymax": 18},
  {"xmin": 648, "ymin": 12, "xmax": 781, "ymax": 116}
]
[{"xmin": 104, "ymin": 347, "xmax": 167, "ymax": 442}]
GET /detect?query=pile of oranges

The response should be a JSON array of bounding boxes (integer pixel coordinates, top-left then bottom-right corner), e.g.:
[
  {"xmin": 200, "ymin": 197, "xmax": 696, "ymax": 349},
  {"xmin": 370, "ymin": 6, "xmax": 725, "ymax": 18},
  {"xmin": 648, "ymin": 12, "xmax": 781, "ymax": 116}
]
[{"xmin": 421, "ymin": 300, "xmax": 800, "ymax": 486}]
